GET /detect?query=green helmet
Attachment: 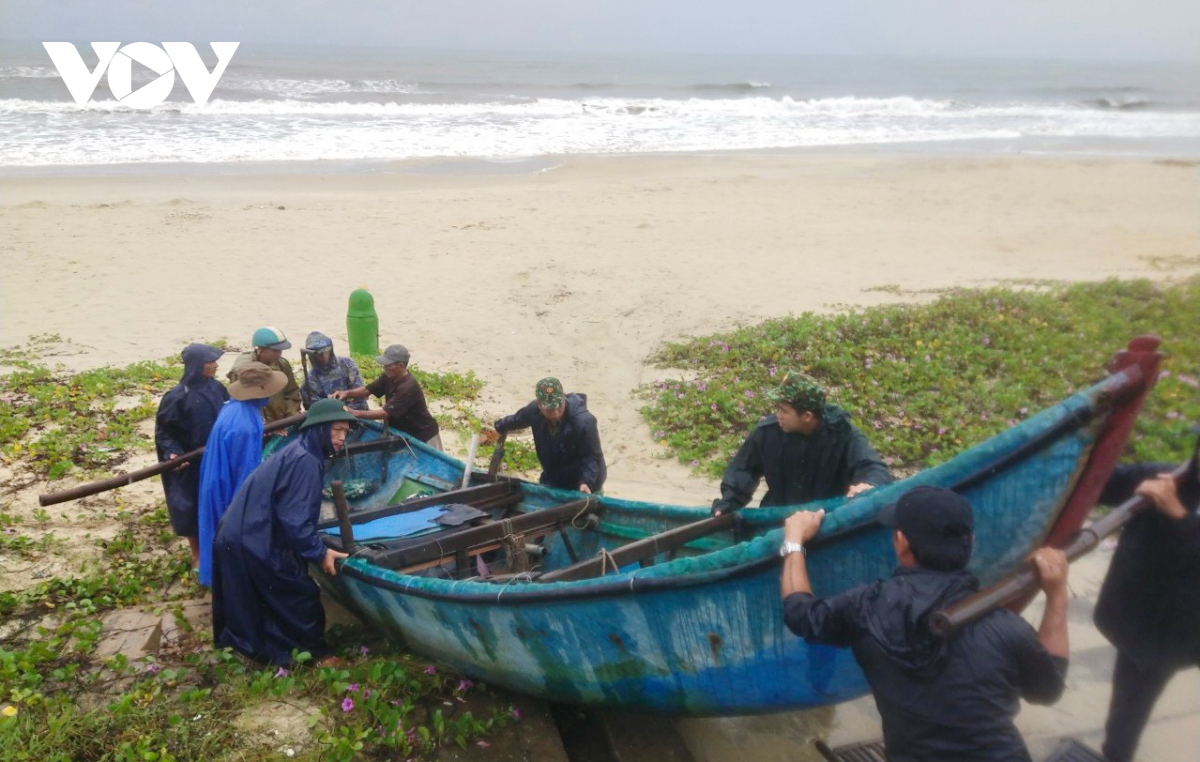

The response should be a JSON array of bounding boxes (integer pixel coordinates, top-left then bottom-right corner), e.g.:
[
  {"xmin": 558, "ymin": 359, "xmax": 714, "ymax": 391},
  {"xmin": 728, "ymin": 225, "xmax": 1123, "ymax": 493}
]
[
  {"xmin": 301, "ymin": 398, "xmax": 359, "ymax": 430},
  {"xmin": 251, "ymin": 326, "xmax": 291, "ymax": 350}
]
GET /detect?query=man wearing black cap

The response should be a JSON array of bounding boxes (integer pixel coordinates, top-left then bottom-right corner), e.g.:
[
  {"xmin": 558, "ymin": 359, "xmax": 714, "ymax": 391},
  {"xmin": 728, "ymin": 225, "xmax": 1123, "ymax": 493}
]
[
  {"xmin": 780, "ymin": 487, "xmax": 1070, "ymax": 762},
  {"xmin": 334, "ymin": 343, "xmax": 441, "ymax": 450}
]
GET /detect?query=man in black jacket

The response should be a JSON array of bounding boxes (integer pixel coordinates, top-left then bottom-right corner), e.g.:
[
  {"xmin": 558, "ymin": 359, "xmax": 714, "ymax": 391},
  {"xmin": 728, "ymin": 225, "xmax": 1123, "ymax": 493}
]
[
  {"xmin": 712, "ymin": 372, "xmax": 891, "ymax": 515},
  {"xmin": 1094, "ymin": 431, "xmax": 1200, "ymax": 762},
  {"xmin": 781, "ymin": 486, "xmax": 1070, "ymax": 762},
  {"xmin": 486, "ymin": 377, "xmax": 606, "ymax": 493}
]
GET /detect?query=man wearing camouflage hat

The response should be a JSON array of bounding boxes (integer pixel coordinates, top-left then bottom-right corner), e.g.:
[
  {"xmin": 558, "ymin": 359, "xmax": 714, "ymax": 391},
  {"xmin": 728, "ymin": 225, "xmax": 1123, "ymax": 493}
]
[
  {"xmin": 485, "ymin": 376, "xmax": 606, "ymax": 493},
  {"xmin": 228, "ymin": 326, "xmax": 303, "ymax": 425},
  {"xmin": 711, "ymin": 371, "xmax": 891, "ymax": 515},
  {"xmin": 334, "ymin": 343, "xmax": 441, "ymax": 450}
]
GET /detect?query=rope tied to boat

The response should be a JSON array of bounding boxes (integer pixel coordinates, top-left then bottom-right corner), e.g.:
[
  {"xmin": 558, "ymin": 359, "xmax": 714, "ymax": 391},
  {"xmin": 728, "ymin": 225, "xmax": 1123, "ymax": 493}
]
[
  {"xmin": 570, "ymin": 496, "xmax": 596, "ymax": 529},
  {"xmin": 598, "ymin": 548, "xmax": 619, "ymax": 576}
]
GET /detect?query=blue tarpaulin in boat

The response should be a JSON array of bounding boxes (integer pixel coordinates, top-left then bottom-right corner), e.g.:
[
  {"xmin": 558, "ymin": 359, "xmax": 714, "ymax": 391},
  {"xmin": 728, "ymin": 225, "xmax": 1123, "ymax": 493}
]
[{"xmin": 326, "ymin": 504, "xmax": 488, "ymax": 541}]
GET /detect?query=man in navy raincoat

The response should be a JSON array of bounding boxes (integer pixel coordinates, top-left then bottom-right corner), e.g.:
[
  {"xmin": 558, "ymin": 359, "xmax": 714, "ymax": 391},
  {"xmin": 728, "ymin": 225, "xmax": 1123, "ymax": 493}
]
[
  {"xmin": 211, "ymin": 398, "xmax": 355, "ymax": 667},
  {"xmin": 155, "ymin": 343, "xmax": 228, "ymax": 570},
  {"xmin": 196, "ymin": 362, "xmax": 288, "ymax": 587},
  {"xmin": 488, "ymin": 376, "xmax": 606, "ymax": 493}
]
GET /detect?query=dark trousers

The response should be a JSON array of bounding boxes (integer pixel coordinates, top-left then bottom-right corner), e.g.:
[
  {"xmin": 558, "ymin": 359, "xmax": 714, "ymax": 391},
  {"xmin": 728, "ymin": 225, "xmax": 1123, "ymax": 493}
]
[{"xmin": 1102, "ymin": 651, "xmax": 1178, "ymax": 762}]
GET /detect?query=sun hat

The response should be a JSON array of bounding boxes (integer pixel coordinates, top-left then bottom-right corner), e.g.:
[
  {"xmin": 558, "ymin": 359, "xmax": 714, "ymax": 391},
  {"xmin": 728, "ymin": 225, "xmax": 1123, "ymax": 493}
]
[
  {"xmin": 251, "ymin": 326, "xmax": 291, "ymax": 350},
  {"xmin": 376, "ymin": 344, "xmax": 411, "ymax": 366},
  {"xmin": 535, "ymin": 377, "xmax": 565, "ymax": 410},
  {"xmin": 878, "ymin": 486, "xmax": 974, "ymax": 555},
  {"xmin": 767, "ymin": 371, "xmax": 826, "ymax": 413},
  {"xmin": 300, "ymin": 398, "xmax": 359, "ymax": 429},
  {"xmin": 228, "ymin": 361, "xmax": 288, "ymax": 401}
]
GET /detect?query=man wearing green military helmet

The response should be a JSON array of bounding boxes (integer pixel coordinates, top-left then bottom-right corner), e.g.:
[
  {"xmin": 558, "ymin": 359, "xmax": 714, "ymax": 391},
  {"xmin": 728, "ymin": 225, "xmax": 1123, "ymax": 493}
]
[
  {"xmin": 228, "ymin": 326, "xmax": 303, "ymax": 425},
  {"xmin": 711, "ymin": 371, "xmax": 892, "ymax": 516}
]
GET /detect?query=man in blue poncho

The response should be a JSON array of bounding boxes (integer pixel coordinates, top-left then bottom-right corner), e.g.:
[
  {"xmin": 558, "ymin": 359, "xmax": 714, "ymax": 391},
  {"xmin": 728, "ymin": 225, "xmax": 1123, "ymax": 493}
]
[
  {"xmin": 155, "ymin": 343, "xmax": 228, "ymax": 570},
  {"xmin": 196, "ymin": 362, "xmax": 288, "ymax": 587},
  {"xmin": 212, "ymin": 398, "xmax": 355, "ymax": 667}
]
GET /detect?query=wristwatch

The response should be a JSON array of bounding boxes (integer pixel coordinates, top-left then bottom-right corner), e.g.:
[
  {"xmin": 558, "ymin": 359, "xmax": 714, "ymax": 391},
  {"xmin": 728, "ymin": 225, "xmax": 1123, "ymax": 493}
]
[{"xmin": 779, "ymin": 541, "xmax": 806, "ymax": 557}]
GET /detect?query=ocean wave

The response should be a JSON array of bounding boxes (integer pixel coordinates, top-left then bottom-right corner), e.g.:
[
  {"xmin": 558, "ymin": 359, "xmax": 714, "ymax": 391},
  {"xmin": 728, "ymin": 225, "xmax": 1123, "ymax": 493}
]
[
  {"xmin": 222, "ymin": 77, "xmax": 422, "ymax": 98},
  {"xmin": 689, "ymin": 81, "xmax": 772, "ymax": 92},
  {"xmin": 1085, "ymin": 97, "xmax": 1153, "ymax": 111},
  {"xmin": 0, "ymin": 66, "xmax": 60, "ymax": 79},
  {"xmin": 0, "ymin": 94, "xmax": 962, "ymax": 118}
]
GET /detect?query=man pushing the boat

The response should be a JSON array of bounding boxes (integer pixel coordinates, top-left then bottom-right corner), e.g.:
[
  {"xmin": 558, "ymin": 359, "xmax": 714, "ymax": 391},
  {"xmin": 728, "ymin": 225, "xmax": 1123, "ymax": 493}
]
[
  {"xmin": 211, "ymin": 398, "xmax": 357, "ymax": 668},
  {"xmin": 781, "ymin": 487, "xmax": 1071, "ymax": 762},
  {"xmin": 483, "ymin": 376, "xmax": 607, "ymax": 494},
  {"xmin": 711, "ymin": 371, "xmax": 891, "ymax": 515}
]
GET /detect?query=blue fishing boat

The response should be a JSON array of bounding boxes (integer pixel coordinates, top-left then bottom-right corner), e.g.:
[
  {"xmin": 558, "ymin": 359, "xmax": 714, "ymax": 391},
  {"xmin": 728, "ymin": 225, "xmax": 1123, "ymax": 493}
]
[{"xmin": 299, "ymin": 337, "xmax": 1160, "ymax": 715}]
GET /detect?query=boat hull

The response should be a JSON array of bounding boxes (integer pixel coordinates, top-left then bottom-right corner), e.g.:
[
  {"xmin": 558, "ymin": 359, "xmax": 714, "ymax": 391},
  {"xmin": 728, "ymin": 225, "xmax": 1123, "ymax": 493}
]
[{"xmin": 306, "ymin": 339, "xmax": 1160, "ymax": 714}]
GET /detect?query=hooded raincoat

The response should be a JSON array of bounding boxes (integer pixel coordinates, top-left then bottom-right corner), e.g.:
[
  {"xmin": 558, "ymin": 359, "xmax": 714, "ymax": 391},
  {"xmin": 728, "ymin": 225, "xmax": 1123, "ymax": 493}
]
[
  {"xmin": 494, "ymin": 392, "xmax": 606, "ymax": 492},
  {"xmin": 154, "ymin": 345, "xmax": 228, "ymax": 536},
  {"xmin": 196, "ymin": 397, "xmax": 268, "ymax": 586},
  {"xmin": 714, "ymin": 404, "xmax": 892, "ymax": 513},
  {"xmin": 212, "ymin": 424, "xmax": 336, "ymax": 666},
  {"xmin": 299, "ymin": 332, "xmax": 368, "ymax": 411},
  {"xmin": 784, "ymin": 568, "xmax": 1066, "ymax": 762}
]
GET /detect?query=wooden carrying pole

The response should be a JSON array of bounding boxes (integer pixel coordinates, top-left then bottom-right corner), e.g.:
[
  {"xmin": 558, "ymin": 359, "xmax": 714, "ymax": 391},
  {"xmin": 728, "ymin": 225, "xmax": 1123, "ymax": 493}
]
[
  {"xmin": 37, "ymin": 412, "xmax": 307, "ymax": 507},
  {"xmin": 930, "ymin": 461, "xmax": 1190, "ymax": 638},
  {"xmin": 331, "ymin": 480, "xmax": 356, "ymax": 555}
]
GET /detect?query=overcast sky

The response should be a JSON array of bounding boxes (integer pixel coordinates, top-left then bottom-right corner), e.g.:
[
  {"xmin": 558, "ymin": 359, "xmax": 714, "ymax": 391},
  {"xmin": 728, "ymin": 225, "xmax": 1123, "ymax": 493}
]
[{"xmin": 3, "ymin": 0, "xmax": 1198, "ymax": 62}]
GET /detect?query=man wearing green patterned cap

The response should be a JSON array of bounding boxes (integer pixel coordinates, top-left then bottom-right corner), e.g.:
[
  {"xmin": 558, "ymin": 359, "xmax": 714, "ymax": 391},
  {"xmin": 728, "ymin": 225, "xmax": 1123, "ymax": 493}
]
[
  {"xmin": 484, "ymin": 376, "xmax": 606, "ymax": 493},
  {"xmin": 711, "ymin": 371, "xmax": 892, "ymax": 516}
]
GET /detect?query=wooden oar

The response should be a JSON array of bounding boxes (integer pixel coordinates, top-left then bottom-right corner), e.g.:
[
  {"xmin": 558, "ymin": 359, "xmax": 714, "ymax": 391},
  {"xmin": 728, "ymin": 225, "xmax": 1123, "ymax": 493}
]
[
  {"xmin": 37, "ymin": 412, "xmax": 307, "ymax": 507},
  {"xmin": 930, "ymin": 461, "xmax": 1191, "ymax": 637}
]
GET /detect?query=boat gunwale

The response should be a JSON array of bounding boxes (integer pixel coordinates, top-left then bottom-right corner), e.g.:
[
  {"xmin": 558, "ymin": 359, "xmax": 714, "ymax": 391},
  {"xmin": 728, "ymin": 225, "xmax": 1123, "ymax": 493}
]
[{"xmin": 329, "ymin": 366, "xmax": 1142, "ymax": 605}]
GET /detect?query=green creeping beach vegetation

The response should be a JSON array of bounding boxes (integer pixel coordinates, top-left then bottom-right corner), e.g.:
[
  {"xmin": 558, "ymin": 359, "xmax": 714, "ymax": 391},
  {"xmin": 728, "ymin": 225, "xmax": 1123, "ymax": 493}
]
[{"xmin": 639, "ymin": 279, "xmax": 1200, "ymax": 479}]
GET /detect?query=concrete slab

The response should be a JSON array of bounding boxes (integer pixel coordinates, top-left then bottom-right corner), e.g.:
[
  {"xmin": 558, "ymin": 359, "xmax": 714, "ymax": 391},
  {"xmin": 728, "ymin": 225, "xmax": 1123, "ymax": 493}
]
[
  {"xmin": 93, "ymin": 608, "xmax": 162, "ymax": 660},
  {"xmin": 598, "ymin": 709, "xmax": 696, "ymax": 762}
]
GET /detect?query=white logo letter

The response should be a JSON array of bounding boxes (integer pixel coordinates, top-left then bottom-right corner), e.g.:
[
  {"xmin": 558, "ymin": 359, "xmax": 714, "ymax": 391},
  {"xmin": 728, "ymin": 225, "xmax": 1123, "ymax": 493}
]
[
  {"xmin": 163, "ymin": 42, "xmax": 239, "ymax": 107},
  {"xmin": 107, "ymin": 42, "xmax": 175, "ymax": 109},
  {"xmin": 42, "ymin": 42, "xmax": 120, "ymax": 105}
]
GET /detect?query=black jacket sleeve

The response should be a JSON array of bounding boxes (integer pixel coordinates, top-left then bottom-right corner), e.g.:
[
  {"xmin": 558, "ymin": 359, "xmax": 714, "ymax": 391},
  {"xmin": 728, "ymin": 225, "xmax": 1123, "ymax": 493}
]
[
  {"xmin": 494, "ymin": 402, "xmax": 539, "ymax": 434},
  {"xmin": 845, "ymin": 426, "xmax": 893, "ymax": 487},
  {"xmin": 577, "ymin": 412, "xmax": 604, "ymax": 490},
  {"xmin": 713, "ymin": 427, "xmax": 765, "ymax": 513},
  {"xmin": 782, "ymin": 589, "xmax": 866, "ymax": 647}
]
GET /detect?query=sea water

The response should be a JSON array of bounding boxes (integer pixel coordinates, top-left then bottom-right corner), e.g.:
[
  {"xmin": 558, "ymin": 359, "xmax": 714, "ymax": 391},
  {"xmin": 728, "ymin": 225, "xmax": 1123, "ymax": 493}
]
[{"xmin": 2, "ymin": 42, "xmax": 1199, "ymax": 168}]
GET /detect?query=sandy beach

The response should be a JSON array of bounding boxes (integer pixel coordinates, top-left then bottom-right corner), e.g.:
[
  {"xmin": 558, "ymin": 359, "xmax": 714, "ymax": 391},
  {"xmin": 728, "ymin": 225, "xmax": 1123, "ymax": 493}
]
[
  {"xmin": 3, "ymin": 153, "xmax": 1199, "ymax": 503},
  {"xmin": 2, "ymin": 152, "xmax": 1199, "ymax": 759}
]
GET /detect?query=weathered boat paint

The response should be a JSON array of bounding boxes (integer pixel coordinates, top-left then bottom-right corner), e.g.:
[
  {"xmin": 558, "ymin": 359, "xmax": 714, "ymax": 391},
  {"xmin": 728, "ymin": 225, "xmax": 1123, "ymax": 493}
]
[{"xmin": 299, "ymin": 337, "xmax": 1159, "ymax": 715}]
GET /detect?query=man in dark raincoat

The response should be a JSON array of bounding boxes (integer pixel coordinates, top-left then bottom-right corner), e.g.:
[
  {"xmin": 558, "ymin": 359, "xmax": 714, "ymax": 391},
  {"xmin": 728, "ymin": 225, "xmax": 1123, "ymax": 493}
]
[
  {"xmin": 155, "ymin": 343, "xmax": 228, "ymax": 570},
  {"xmin": 486, "ymin": 376, "xmax": 606, "ymax": 493},
  {"xmin": 1093, "ymin": 428, "xmax": 1200, "ymax": 762},
  {"xmin": 211, "ymin": 398, "xmax": 355, "ymax": 667},
  {"xmin": 781, "ymin": 487, "xmax": 1070, "ymax": 762},
  {"xmin": 196, "ymin": 362, "xmax": 287, "ymax": 587},
  {"xmin": 712, "ymin": 372, "xmax": 892, "ymax": 515}
]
